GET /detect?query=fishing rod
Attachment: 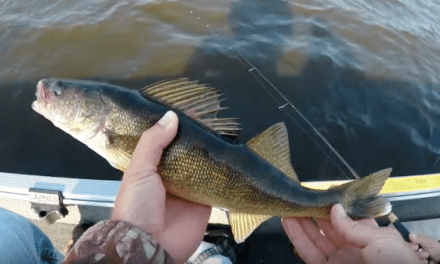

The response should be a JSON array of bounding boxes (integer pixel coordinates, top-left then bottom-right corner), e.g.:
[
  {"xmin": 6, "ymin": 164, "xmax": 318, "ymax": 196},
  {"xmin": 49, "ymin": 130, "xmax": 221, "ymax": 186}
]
[
  {"xmin": 232, "ymin": 49, "xmax": 358, "ymax": 181},
  {"xmin": 232, "ymin": 48, "xmax": 412, "ymax": 242}
]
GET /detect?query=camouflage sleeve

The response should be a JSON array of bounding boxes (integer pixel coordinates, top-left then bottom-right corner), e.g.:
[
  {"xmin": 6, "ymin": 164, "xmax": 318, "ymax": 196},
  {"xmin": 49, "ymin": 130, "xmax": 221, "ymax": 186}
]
[{"xmin": 62, "ymin": 220, "xmax": 176, "ymax": 264}]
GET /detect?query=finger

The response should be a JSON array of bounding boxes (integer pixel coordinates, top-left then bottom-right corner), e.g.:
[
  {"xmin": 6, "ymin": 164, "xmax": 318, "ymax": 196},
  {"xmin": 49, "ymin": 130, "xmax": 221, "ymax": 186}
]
[
  {"xmin": 414, "ymin": 250, "xmax": 430, "ymax": 260},
  {"xmin": 410, "ymin": 242, "xmax": 421, "ymax": 252},
  {"xmin": 299, "ymin": 218, "xmax": 338, "ymax": 257},
  {"xmin": 315, "ymin": 217, "xmax": 345, "ymax": 247},
  {"xmin": 410, "ymin": 233, "xmax": 440, "ymax": 262},
  {"xmin": 321, "ymin": 216, "xmax": 377, "ymax": 246},
  {"xmin": 410, "ymin": 234, "xmax": 438, "ymax": 250},
  {"xmin": 331, "ymin": 204, "xmax": 385, "ymax": 247},
  {"xmin": 357, "ymin": 217, "xmax": 379, "ymax": 228},
  {"xmin": 125, "ymin": 111, "xmax": 178, "ymax": 177},
  {"xmin": 282, "ymin": 217, "xmax": 328, "ymax": 264}
]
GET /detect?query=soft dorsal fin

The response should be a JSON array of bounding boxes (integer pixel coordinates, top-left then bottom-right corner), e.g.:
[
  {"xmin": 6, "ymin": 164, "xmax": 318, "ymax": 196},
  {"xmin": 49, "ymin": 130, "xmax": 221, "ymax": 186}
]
[
  {"xmin": 229, "ymin": 212, "xmax": 272, "ymax": 243},
  {"xmin": 140, "ymin": 78, "xmax": 241, "ymax": 137},
  {"xmin": 246, "ymin": 122, "xmax": 299, "ymax": 182}
]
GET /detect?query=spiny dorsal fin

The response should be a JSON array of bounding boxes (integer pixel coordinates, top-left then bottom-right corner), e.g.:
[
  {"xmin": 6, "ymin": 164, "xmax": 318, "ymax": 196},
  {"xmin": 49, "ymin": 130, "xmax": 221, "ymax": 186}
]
[
  {"xmin": 229, "ymin": 212, "xmax": 272, "ymax": 243},
  {"xmin": 246, "ymin": 122, "xmax": 299, "ymax": 182},
  {"xmin": 140, "ymin": 78, "xmax": 241, "ymax": 137}
]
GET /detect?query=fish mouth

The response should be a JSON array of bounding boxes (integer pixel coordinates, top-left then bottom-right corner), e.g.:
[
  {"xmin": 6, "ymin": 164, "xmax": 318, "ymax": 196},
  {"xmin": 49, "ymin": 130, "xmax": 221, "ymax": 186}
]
[{"xmin": 32, "ymin": 80, "xmax": 48, "ymax": 112}]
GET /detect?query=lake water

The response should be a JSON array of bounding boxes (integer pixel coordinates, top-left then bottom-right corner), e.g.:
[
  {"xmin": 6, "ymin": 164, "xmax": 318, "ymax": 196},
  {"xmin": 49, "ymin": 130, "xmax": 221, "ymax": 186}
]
[{"xmin": 0, "ymin": 0, "xmax": 439, "ymax": 181}]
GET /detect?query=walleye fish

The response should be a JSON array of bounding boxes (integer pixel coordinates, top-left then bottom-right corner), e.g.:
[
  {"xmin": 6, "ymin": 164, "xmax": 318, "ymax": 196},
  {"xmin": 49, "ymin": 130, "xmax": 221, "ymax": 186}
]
[{"xmin": 32, "ymin": 78, "xmax": 392, "ymax": 242}]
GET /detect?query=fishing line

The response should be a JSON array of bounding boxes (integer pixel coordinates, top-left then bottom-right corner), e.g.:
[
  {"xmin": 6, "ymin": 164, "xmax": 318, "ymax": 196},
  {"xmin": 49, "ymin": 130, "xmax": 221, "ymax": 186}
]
[
  {"xmin": 232, "ymin": 48, "xmax": 412, "ymax": 242},
  {"xmin": 232, "ymin": 48, "xmax": 358, "ymax": 180}
]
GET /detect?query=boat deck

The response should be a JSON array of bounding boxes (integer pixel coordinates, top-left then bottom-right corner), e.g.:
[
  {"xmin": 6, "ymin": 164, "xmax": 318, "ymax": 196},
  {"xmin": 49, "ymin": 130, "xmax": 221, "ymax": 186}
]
[{"xmin": 1, "ymin": 171, "xmax": 440, "ymax": 255}]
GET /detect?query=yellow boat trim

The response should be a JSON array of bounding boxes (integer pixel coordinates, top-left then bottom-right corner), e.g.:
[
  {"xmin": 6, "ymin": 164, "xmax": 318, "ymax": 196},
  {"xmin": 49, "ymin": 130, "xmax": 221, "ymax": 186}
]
[{"xmin": 301, "ymin": 174, "xmax": 440, "ymax": 194}]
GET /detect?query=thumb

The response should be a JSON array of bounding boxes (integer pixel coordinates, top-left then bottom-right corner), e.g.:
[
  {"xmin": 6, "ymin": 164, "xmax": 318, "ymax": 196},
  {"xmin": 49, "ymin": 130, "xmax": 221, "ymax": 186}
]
[
  {"xmin": 125, "ymin": 110, "xmax": 179, "ymax": 176},
  {"xmin": 112, "ymin": 111, "xmax": 179, "ymax": 233},
  {"xmin": 331, "ymin": 204, "xmax": 379, "ymax": 247}
]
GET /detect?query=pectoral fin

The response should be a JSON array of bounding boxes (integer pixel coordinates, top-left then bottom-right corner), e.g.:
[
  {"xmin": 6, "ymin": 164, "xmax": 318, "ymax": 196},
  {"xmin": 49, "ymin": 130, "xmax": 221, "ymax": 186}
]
[
  {"xmin": 104, "ymin": 130, "xmax": 138, "ymax": 151},
  {"xmin": 102, "ymin": 129, "xmax": 138, "ymax": 171},
  {"xmin": 229, "ymin": 212, "xmax": 272, "ymax": 243}
]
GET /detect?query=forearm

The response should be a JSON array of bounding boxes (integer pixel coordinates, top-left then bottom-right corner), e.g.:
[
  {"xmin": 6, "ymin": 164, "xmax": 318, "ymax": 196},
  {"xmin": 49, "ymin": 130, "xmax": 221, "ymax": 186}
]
[{"xmin": 63, "ymin": 220, "xmax": 176, "ymax": 264}]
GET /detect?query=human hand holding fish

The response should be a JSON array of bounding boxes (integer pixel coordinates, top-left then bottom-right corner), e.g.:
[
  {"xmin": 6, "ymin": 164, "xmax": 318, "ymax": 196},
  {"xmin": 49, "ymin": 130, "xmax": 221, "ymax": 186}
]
[
  {"xmin": 282, "ymin": 204, "xmax": 429, "ymax": 264},
  {"xmin": 111, "ymin": 111, "xmax": 211, "ymax": 264}
]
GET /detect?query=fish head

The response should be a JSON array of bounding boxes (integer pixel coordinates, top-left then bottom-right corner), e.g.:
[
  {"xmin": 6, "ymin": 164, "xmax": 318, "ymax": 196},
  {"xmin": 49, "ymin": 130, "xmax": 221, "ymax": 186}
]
[{"xmin": 32, "ymin": 78, "xmax": 110, "ymax": 141}]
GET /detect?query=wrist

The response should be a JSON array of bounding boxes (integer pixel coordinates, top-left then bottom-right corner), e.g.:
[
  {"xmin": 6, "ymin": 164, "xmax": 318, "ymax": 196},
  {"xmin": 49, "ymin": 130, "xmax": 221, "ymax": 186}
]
[{"xmin": 65, "ymin": 220, "xmax": 176, "ymax": 264}]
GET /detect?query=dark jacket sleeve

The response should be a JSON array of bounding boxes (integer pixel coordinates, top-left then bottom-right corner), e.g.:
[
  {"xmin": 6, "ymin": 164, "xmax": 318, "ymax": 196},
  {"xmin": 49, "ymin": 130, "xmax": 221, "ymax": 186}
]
[{"xmin": 62, "ymin": 220, "xmax": 176, "ymax": 264}]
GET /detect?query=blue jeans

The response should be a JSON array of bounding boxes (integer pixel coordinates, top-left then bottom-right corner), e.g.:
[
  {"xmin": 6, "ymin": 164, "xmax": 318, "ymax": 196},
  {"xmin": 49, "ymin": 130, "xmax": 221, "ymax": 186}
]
[{"xmin": 0, "ymin": 207, "xmax": 64, "ymax": 264}]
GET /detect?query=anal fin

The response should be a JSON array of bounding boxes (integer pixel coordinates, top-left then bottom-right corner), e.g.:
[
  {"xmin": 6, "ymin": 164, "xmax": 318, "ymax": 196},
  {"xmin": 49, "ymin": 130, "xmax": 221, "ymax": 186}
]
[{"xmin": 229, "ymin": 212, "xmax": 272, "ymax": 243}]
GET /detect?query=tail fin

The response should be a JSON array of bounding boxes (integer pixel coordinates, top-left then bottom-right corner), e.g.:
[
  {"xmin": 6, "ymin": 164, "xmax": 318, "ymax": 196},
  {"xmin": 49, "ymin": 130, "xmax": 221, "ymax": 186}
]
[{"xmin": 332, "ymin": 168, "xmax": 392, "ymax": 218}]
